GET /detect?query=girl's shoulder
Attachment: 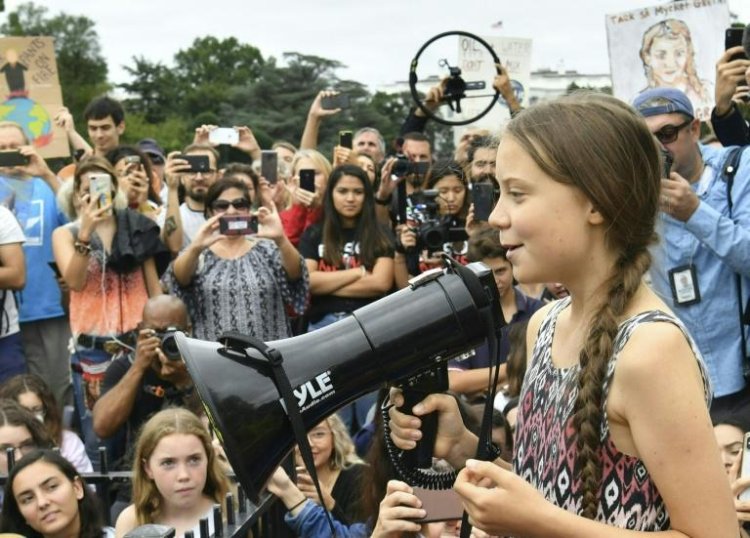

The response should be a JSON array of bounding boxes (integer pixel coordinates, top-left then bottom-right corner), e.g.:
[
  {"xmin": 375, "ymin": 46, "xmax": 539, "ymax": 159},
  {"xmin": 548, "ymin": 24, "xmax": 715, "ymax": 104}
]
[{"xmin": 114, "ymin": 504, "xmax": 138, "ymax": 537}]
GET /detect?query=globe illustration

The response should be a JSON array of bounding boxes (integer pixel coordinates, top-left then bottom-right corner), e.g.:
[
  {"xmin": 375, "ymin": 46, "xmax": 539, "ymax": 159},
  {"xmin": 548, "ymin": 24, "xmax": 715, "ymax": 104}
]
[{"xmin": 0, "ymin": 97, "xmax": 53, "ymax": 147}]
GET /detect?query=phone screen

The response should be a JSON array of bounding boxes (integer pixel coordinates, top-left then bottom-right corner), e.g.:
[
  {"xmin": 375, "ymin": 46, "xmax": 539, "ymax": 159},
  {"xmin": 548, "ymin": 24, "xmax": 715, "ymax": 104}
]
[
  {"xmin": 261, "ymin": 150, "xmax": 278, "ymax": 185},
  {"xmin": 299, "ymin": 169, "xmax": 316, "ymax": 192},
  {"xmin": 219, "ymin": 215, "xmax": 258, "ymax": 236}
]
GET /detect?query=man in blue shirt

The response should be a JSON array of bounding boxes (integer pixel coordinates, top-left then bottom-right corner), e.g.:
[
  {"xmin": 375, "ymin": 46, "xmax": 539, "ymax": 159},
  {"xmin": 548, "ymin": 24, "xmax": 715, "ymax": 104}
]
[
  {"xmin": 0, "ymin": 121, "xmax": 71, "ymax": 408},
  {"xmin": 633, "ymin": 88, "xmax": 750, "ymax": 418}
]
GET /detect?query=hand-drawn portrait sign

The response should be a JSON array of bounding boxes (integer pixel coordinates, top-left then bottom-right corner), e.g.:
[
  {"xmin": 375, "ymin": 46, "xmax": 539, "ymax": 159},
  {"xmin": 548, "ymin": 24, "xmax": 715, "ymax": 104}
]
[{"xmin": 606, "ymin": 0, "xmax": 729, "ymax": 120}]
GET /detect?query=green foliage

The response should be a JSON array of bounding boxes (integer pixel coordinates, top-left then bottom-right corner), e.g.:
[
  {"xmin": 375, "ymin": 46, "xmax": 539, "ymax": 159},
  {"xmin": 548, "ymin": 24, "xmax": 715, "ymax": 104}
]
[
  {"xmin": 120, "ymin": 113, "xmax": 191, "ymax": 153},
  {"xmin": 566, "ymin": 81, "xmax": 612, "ymax": 95},
  {"xmin": 0, "ymin": 2, "xmax": 110, "ymax": 126}
]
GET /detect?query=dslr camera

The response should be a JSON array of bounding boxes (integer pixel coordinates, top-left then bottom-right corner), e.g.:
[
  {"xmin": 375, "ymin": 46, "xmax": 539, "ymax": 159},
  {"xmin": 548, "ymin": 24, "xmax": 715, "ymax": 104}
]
[
  {"xmin": 154, "ymin": 327, "xmax": 181, "ymax": 361},
  {"xmin": 408, "ymin": 190, "xmax": 467, "ymax": 253},
  {"xmin": 392, "ymin": 154, "xmax": 430, "ymax": 178}
]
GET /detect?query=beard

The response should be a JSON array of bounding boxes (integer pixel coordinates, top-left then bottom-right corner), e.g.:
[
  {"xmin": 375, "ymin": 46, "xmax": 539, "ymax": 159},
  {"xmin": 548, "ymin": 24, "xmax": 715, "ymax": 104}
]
[
  {"xmin": 187, "ymin": 188, "xmax": 206, "ymax": 203},
  {"xmin": 471, "ymin": 173, "xmax": 496, "ymax": 185}
]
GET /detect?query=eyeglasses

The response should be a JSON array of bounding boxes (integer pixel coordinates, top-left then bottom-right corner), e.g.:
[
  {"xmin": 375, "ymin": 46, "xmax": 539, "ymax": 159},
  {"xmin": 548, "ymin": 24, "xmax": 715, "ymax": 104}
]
[
  {"xmin": 652, "ymin": 119, "xmax": 692, "ymax": 144},
  {"xmin": 0, "ymin": 439, "xmax": 36, "ymax": 458},
  {"xmin": 307, "ymin": 430, "xmax": 331, "ymax": 443},
  {"xmin": 210, "ymin": 198, "xmax": 251, "ymax": 212}
]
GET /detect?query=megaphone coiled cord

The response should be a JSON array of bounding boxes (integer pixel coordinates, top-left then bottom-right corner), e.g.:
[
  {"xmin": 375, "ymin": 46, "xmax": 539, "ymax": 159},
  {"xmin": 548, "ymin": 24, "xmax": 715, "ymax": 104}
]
[{"xmin": 380, "ymin": 403, "xmax": 457, "ymax": 490}]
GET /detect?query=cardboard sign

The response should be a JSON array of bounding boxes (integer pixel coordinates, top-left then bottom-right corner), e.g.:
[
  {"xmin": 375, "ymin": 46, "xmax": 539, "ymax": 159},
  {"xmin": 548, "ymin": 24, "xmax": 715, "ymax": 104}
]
[
  {"xmin": 0, "ymin": 36, "xmax": 69, "ymax": 158},
  {"xmin": 606, "ymin": 0, "xmax": 730, "ymax": 120}
]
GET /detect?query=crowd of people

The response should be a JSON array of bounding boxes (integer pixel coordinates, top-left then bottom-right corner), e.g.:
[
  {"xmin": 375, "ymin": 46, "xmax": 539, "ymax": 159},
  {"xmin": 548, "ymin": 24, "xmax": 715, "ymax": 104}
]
[{"xmin": 0, "ymin": 27, "xmax": 748, "ymax": 538}]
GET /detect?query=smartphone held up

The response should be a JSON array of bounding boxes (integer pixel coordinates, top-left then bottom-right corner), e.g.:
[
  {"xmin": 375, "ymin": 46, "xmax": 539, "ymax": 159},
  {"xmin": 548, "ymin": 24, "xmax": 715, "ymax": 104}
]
[
  {"xmin": 89, "ymin": 173, "xmax": 113, "ymax": 215},
  {"xmin": 219, "ymin": 215, "xmax": 258, "ymax": 236}
]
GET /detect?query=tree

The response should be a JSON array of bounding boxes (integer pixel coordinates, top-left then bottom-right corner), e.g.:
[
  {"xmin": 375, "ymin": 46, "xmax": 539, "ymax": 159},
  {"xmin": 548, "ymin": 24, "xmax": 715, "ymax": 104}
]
[
  {"xmin": 120, "ymin": 56, "xmax": 180, "ymax": 123},
  {"xmin": 1, "ymin": 2, "xmax": 110, "ymax": 124}
]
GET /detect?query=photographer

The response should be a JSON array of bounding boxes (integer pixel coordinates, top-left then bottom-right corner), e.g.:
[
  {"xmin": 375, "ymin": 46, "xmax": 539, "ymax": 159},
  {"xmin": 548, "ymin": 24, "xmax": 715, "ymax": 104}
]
[
  {"xmin": 92, "ymin": 295, "xmax": 194, "ymax": 445},
  {"xmin": 394, "ymin": 161, "xmax": 469, "ymax": 289}
]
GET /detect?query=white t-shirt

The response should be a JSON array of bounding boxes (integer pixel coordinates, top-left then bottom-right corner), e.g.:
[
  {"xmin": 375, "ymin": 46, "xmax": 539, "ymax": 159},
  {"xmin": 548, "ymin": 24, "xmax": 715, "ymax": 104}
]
[
  {"xmin": 0, "ymin": 206, "xmax": 24, "ymax": 338},
  {"xmin": 179, "ymin": 203, "xmax": 206, "ymax": 250}
]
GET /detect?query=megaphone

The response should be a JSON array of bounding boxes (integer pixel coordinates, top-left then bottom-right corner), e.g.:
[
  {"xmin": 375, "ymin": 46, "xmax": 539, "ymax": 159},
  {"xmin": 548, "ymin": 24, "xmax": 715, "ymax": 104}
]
[{"xmin": 175, "ymin": 258, "xmax": 501, "ymax": 503}]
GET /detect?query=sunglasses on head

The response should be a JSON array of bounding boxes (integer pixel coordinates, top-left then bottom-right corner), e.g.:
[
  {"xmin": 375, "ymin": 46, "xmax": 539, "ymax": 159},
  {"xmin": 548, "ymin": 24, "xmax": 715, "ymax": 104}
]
[
  {"xmin": 211, "ymin": 198, "xmax": 251, "ymax": 212},
  {"xmin": 653, "ymin": 119, "xmax": 692, "ymax": 144}
]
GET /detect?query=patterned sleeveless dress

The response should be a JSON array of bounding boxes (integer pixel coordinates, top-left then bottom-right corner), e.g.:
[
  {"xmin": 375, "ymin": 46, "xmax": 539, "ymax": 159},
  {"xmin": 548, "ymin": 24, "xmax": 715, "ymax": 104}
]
[{"xmin": 513, "ymin": 298, "xmax": 711, "ymax": 530}]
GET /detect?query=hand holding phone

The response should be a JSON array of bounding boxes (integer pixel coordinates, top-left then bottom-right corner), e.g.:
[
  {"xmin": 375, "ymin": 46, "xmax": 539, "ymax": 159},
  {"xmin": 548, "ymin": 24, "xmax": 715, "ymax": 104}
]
[
  {"xmin": 339, "ymin": 130, "xmax": 353, "ymax": 149},
  {"xmin": 471, "ymin": 182, "xmax": 496, "ymax": 222},
  {"xmin": 219, "ymin": 215, "xmax": 258, "ymax": 236},
  {"xmin": 89, "ymin": 173, "xmax": 113, "ymax": 215},
  {"xmin": 299, "ymin": 169, "xmax": 316, "ymax": 193},
  {"xmin": 177, "ymin": 154, "xmax": 210, "ymax": 173},
  {"xmin": 321, "ymin": 93, "xmax": 350, "ymax": 111},
  {"xmin": 209, "ymin": 127, "xmax": 240, "ymax": 146},
  {"xmin": 726, "ymin": 27, "xmax": 748, "ymax": 62}
]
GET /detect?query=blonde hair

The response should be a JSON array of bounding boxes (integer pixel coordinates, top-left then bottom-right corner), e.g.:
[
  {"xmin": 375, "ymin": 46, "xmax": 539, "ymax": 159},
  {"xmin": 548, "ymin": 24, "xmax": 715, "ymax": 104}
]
[
  {"xmin": 132, "ymin": 408, "xmax": 229, "ymax": 525},
  {"xmin": 326, "ymin": 413, "xmax": 363, "ymax": 470},
  {"xmin": 292, "ymin": 149, "xmax": 333, "ymax": 179},
  {"xmin": 0, "ymin": 121, "xmax": 28, "ymax": 144}
]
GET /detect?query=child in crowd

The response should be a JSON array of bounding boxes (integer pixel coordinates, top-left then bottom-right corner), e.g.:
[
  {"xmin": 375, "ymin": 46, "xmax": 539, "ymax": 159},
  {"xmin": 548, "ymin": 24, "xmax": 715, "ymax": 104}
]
[
  {"xmin": 114, "ymin": 408, "xmax": 229, "ymax": 538},
  {"xmin": 389, "ymin": 92, "xmax": 736, "ymax": 536}
]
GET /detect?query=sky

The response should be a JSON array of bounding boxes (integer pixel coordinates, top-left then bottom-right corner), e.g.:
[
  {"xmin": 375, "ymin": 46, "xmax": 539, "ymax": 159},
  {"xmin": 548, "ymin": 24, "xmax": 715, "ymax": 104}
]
[{"xmin": 8, "ymin": 0, "xmax": 750, "ymax": 91}]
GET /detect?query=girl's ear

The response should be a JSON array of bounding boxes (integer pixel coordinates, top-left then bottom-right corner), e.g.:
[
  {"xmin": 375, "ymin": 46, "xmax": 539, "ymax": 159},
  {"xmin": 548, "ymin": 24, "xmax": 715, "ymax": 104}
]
[
  {"xmin": 73, "ymin": 476, "xmax": 84, "ymax": 501},
  {"xmin": 588, "ymin": 205, "xmax": 605, "ymax": 225}
]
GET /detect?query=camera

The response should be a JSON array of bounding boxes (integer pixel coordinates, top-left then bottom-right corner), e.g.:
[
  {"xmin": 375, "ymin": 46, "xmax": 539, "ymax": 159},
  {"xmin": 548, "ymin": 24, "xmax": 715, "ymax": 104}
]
[
  {"xmin": 409, "ymin": 190, "xmax": 467, "ymax": 253},
  {"xmin": 392, "ymin": 154, "xmax": 430, "ymax": 178},
  {"xmin": 154, "ymin": 328, "xmax": 181, "ymax": 361}
]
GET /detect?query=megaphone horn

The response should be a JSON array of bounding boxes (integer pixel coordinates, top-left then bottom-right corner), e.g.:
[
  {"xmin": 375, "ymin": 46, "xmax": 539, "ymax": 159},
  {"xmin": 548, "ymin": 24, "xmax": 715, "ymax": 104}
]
[{"xmin": 175, "ymin": 258, "xmax": 501, "ymax": 503}]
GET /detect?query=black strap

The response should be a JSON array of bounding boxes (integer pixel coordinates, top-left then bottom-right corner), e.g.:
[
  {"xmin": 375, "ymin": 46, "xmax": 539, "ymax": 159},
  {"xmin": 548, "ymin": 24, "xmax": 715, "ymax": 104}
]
[
  {"xmin": 219, "ymin": 332, "xmax": 337, "ymax": 537},
  {"xmin": 721, "ymin": 146, "xmax": 750, "ymax": 375}
]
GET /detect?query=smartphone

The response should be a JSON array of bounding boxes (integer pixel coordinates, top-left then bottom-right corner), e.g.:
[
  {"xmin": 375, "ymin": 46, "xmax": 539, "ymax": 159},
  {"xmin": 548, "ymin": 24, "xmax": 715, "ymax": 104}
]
[
  {"xmin": 321, "ymin": 93, "xmax": 350, "ymax": 110},
  {"xmin": 177, "ymin": 154, "xmax": 210, "ymax": 173},
  {"xmin": 299, "ymin": 169, "xmax": 316, "ymax": 192},
  {"xmin": 661, "ymin": 148, "xmax": 673, "ymax": 178},
  {"xmin": 261, "ymin": 150, "xmax": 278, "ymax": 185},
  {"xmin": 339, "ymin": 130, "xmax": 353, "ymax": 149},
  {"xmin": 89, "ymin": 173, "xmax": 113, "ymax": 214},
  {"xmin": 219, "ymin": 215, "xmax": 258, "ymax": 236},
  {"xmin": 0, "ymin": 150, "xmax": 29, "ymax": 167},
  {"xmin": 726, "ymin": 27, "xmax": 747, "ymax": 62},
  {"xmin": 209, "ymin": 127, "xmax": 239, "ymax": 146},
  {"xmin": 412, "ymin": 487, "xmax": 463, "ymax": 523},
  {"xmin": 740, "ymin": 432, "xmax": 750, "ymax": 502},
  {"xmin": 124, "ymin": 155, "xmax": 141, "ymax": 166},
  {"xmin": 471, "ymin": 182, "xmax": 495, "ymax": 222},
  {"xmin": 47, "ymin": 261, "xmax": 62, "ymax": 278}
]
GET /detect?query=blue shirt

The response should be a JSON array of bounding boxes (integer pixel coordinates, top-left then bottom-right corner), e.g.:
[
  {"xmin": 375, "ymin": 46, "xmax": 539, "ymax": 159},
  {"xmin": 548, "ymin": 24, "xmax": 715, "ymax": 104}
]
[
  {"xmin": 650, "ymin": 144, "xmax": 750, "ymax": 397},
  {"xmin": 0, "ymin": 176, "xmax": 67, "ymax": 322}
]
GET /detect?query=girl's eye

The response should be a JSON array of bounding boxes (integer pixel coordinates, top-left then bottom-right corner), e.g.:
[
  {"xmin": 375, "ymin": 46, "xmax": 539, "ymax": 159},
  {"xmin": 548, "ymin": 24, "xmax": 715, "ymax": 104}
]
[
  {"xmin": 161, "ymin": 459, "xmax": 175, "ymax": 468},
  {"xmin": 188, "ymin": 455, "xmax": 203, "ymax": 465}
]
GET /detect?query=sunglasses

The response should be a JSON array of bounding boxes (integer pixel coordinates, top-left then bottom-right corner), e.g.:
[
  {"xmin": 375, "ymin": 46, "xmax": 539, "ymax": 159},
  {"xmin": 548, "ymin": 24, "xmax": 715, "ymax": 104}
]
[
  {"xmin": 211, "ymin": 198, "xmax": 251, "ymax": 212},
  {"xmin": 653, "ymin": 119, "xmax": 692, "ymax": 144}
]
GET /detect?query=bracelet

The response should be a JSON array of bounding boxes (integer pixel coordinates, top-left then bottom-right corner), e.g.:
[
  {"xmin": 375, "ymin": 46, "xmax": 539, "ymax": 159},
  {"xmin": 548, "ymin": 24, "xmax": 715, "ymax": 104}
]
[
  {"xmin": 374, "ymin": 192, "xmax": 393, "ymax": 206},
  {"xmin": 289, "ymin": 497, "xmax": 307, "ymax": 512},
  {"xmin": 74, "ymin": 241, "xmax": 92, "ymax": 256}
]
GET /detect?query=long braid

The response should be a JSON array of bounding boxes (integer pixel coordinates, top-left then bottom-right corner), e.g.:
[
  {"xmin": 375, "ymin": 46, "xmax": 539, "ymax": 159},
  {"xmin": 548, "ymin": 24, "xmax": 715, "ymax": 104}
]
[{"xmin": 573, "ymin": 249, "xmax": 652, "ymax": 519}]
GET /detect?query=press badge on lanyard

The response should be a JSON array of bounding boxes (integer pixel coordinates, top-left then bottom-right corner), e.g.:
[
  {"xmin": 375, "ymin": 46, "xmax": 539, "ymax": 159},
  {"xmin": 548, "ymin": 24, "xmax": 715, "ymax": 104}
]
[{"xmin": 668, "ymin": 264, "xmax": 701, "ymax": 306}]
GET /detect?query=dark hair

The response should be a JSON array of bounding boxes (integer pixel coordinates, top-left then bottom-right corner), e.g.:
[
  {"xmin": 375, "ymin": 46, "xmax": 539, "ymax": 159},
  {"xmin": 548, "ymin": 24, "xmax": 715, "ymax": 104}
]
[
  {"xmin": 467, "ymin": 135, "xmax": 499, "ymax": 164},
  {"xmin": 0, "ymin": 375, "xmax": 63, "ymax": 446},
  {"xmin": 426, "ymin": 160, "xmax": 469, "ymax": 218},
  {"xmin": 203, "ymin": 178, "xmax": 251, "ymax": 219},
  {"xmin": 505, "ymin": 321, "xmax": 529, "ymax": 398},
  {"xmin": 0, "ymin": 399, "xmax": 54, "ymax": 450},
  {"xmin": 506, "ymin": 92, "xmax": 660, "ymax": 518},
  {"xmin": 402, "ymin": 131, "xmax": 430, "ymax": 144},
  {"xmin": 105, "ymin": 145, "xmax": 161, "ymax": 205},
  {"xmin": 83, "ymin": 96, "xmax": 124, "ymax": 125},
  {"xmin": 222, "ymin": 163, "xmax": 260, "ymax": 204},
  {"xmin": 320, "ymin": 164, "xmax": 393, "ymax": 269},
  {"xmin": 467, "ymin": 226, "xmax": 507, "ymax": 262},
  {"xmin": 0, "ymin": 449, "xmax": 105, "ymax": 538}
]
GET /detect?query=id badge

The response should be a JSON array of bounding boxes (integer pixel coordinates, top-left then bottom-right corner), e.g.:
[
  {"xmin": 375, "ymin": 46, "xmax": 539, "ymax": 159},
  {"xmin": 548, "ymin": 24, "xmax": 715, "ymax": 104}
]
[{"xmin": 668, "ymin": 264, "xmax": 701, "ymax": 306}]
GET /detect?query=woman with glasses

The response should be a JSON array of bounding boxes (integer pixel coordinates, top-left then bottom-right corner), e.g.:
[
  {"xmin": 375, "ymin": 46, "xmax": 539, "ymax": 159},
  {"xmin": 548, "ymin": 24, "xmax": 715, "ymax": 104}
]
[
  {"xmin": 269, "ymin": 413, "xmax": 366, "ymax": 527},
  {"xmin": 0, "ymin": 400, "xmax": 53, "ymax": 476},
  {"xmin": 0, "ymin": 375, "xmax": 93, "ymax": 474},
  {"xmin": 164, "ymin": 177, "xmax": 309, "ymax": 341}
]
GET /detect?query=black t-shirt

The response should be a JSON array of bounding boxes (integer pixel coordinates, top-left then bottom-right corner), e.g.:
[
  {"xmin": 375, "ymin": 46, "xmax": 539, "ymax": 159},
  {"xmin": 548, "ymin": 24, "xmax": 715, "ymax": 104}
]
[
  {"xmin": 299, "ymin": 223, "xmax": 394, "ymax": 323},
  {"xmin": 101, "ymin": 355, "xmax": 190, "ymax": 449}
]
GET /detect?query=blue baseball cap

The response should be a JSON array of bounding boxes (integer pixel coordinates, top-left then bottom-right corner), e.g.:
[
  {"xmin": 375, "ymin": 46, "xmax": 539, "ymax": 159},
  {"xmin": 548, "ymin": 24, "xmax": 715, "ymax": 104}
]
[{"xmin": 632, "ymin": 87, "xmax": 694, "ymax": 119}]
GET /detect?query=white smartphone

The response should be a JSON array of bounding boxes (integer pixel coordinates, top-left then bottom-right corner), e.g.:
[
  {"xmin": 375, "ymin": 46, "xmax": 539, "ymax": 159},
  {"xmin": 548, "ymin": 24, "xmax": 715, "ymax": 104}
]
[
  {"xmin": 740, "ymin": 432, "xmax": 750, "ymax": 502},
  {"xmin": 89, "ymin": 173, "xmax": 113, "ymax": 215},
  {"xmin": 209, "ymin": 127, "xmax": 239, "ymax": 146}
]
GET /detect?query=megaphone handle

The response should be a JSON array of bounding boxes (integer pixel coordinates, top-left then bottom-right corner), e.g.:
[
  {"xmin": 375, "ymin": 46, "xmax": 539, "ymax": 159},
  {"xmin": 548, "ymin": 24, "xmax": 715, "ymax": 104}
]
[{"xmin": 400, "ymin": 388, "xmax": 438, "ymax": 469}]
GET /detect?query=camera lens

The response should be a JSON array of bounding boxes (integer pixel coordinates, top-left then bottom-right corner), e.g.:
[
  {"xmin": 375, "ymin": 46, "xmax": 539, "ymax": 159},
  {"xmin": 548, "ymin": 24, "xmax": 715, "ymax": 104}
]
[{"xmin": 160, "ymin": 333, "xmax": 181, "ymax": 361}]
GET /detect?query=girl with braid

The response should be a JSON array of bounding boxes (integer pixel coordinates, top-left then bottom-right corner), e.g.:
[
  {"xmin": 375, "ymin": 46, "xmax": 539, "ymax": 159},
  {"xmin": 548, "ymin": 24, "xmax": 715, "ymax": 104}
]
[{"xmin": 387, "ymin": 92, "xmax": 736, "ymax": 536}]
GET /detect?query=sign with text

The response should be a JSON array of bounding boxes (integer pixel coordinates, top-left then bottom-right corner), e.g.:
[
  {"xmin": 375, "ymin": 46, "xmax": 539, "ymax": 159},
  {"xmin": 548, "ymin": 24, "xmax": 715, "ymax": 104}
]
[
  {"xmin": 0, "ymin": 36, "xmax": 68, "ymax": 158},
  {"xmin": 605, "ymin": 0, "xmax": 729, "ymax": 121},
  {"xmin": 454, "ymin": 35, "xmax": 532, "ymax": 141}
]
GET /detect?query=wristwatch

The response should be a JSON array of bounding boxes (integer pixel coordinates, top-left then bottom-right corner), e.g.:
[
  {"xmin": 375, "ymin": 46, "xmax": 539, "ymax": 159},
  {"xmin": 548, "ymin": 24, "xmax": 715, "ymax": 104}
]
[
  {"xmin": 74, "ymin": 240, "xmax": 92, "ymax": 255},
  {"xmin": 374, "ymin": 193, "xmax": 393, "ymax": 206}
]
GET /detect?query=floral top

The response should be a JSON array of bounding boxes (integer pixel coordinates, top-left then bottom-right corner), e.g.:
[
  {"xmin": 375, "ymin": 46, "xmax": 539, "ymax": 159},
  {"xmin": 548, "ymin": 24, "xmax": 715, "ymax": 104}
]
[{"xmin": 163, "ymin": 238, "xmax": 309, "ymax": 341}]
